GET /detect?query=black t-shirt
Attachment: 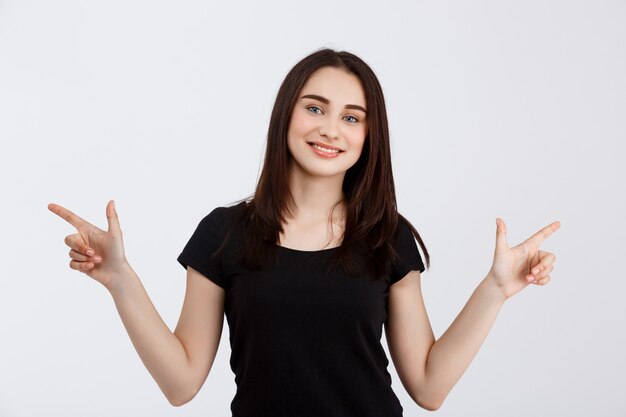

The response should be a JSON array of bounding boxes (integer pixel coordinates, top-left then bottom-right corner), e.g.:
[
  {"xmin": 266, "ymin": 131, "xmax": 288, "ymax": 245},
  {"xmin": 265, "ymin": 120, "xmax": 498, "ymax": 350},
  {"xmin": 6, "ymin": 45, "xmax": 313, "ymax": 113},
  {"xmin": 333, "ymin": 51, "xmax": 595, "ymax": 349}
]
[{"xmin": 177, "ymin": 201, "xmax": 425, "ymax": 417}]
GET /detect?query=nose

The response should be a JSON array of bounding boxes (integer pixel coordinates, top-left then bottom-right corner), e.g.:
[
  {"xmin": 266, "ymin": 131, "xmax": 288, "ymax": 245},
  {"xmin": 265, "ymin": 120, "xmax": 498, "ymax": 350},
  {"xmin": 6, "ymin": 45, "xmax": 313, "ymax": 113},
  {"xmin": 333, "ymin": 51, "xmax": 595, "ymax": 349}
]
[{"xmin": 319, "ymin": 118, "xmax": 340, "ymax": 140}]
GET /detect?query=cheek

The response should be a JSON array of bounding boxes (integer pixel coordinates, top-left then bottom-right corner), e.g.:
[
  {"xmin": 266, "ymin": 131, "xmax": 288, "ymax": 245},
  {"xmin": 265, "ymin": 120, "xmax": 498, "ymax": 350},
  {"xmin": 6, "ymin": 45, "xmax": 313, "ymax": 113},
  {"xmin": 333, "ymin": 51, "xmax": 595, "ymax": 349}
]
[
  {"xmin": 288, "ymin": 113, "xmax": 309, "ymax": 153},
  {"xmin": 350, "ymin": 131, "xmax": 367, "ymax": 163},
  {"xmin": 289, "ymin": 109, "xmax": 314, "ymax": 136},
  {"xmin": 349, "ymin": 128, "xmax": 367, "ymax": 153}
]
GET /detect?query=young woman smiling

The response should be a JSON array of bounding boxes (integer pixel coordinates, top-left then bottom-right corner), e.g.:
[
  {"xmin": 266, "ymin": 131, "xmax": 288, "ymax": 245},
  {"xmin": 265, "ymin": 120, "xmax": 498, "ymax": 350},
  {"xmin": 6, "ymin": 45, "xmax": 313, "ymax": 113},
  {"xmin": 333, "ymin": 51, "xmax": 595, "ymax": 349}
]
[{"xmin": 48, "ymin": 48, "xmax": 560, "ymax": 416}]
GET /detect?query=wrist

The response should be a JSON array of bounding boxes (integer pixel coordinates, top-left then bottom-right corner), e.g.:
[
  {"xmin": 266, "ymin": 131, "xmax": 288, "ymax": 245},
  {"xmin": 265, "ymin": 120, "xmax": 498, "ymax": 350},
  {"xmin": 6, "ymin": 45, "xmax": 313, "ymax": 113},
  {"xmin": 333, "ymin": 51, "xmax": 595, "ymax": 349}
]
[
  {"xmin": 105, "ymin": 260, "xmax": 136, "ymax": 297},
  {"xmin": 481, "ymin": 273, "xmax": 508, "ymax": 305}
]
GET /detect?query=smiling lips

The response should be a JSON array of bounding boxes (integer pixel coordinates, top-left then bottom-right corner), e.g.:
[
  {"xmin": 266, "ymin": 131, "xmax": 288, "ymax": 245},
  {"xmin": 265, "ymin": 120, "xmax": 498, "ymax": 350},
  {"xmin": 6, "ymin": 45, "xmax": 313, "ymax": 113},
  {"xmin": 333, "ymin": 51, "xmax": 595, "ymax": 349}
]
[{"xmin": 307, "ymin": 141, "xmax": 344, "ymax": 158}]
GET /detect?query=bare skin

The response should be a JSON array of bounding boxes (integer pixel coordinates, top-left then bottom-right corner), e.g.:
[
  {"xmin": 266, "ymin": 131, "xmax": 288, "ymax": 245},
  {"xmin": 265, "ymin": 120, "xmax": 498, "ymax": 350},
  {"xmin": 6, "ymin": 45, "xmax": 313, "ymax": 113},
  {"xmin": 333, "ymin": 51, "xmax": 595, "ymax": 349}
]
[
  {"xmin": 386, "ymin": 218, "xmax": 560, "ymax": 410},
  {"xmin": 47, "ymin": 200, "xmax": 125, "ymax": 289},
  {"xmin": 281, "ymin": 66, "xmax": 367, "ymax": 249},
  {"xmin": 48, "ymin": 200, "xmax": 224, "ymax": 406}
]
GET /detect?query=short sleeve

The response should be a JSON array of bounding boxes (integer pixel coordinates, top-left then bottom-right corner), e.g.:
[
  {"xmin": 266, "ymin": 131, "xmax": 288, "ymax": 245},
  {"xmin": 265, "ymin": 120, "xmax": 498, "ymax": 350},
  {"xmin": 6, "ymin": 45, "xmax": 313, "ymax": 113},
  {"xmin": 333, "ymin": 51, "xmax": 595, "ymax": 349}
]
[
  {"xmin": 177, "ymin": 207, "xmax": 228, "ymax": 289},
  {"xmin": 389, "ymin": 219, "xmax": 425, "ymax": 285}
]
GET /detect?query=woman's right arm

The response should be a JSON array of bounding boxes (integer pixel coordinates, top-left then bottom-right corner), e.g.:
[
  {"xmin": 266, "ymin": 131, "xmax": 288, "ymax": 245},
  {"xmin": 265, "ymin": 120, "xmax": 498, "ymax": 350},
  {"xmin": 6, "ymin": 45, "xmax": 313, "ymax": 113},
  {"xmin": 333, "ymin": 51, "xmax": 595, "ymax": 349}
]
[
  {"xmin": 108, "ymin": 262, "xmax": 225, "ymax": 406},
  {"xmin": 48, "ymin": 201, "xmax": 225, "ymax": 406}
]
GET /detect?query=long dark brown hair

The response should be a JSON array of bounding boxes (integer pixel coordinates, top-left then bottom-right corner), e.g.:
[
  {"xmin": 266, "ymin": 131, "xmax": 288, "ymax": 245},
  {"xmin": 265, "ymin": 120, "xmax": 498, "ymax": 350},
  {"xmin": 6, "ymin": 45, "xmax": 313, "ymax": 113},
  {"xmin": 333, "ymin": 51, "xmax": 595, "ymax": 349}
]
[{"xmin": 225, "ymin": 47, "xmax": 429, "ymax": 281}]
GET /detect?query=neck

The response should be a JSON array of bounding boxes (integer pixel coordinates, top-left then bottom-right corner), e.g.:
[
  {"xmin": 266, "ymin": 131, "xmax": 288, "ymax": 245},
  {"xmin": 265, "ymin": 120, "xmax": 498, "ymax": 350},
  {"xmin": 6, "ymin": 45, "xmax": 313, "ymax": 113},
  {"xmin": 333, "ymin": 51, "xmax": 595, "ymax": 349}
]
[{"xmin": 285, "ymin": 163, "xmax": 346, "ymax": 224}]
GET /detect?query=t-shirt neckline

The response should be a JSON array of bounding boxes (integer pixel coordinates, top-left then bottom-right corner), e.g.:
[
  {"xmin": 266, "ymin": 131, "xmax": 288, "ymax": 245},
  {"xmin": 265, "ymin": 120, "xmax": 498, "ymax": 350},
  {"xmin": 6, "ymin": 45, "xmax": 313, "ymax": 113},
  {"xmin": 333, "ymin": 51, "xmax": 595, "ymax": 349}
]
[{"xmin": 274, "ymin": 243, "xmax": 341, "ymax": 254}]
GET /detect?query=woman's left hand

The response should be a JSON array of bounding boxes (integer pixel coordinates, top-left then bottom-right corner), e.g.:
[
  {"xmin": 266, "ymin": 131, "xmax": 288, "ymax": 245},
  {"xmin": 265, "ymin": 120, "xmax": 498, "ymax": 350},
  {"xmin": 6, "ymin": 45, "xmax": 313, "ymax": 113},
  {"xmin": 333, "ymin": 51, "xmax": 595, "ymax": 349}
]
[{"xmin": 487, "ymin": 218, "xmax": 561, "ymax": 301}]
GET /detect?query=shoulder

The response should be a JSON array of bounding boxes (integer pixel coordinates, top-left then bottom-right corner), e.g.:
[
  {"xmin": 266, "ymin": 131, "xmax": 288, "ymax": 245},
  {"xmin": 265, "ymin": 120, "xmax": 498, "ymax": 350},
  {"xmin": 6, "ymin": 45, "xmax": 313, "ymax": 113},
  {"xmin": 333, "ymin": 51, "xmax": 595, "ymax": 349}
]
[
  {"xmin": 388, "ymin": 213, "xmax": 425, "ymax": 283},
  {"xmin": 394, "ymin": 214, "xmax": 414, "ymax": 244},
  {"xmin": 202, "ymin": 200, "xmax": 248, "ymax": 227},
  {"xmin": 186, "ymin": 202, "xmax": 248, "ymax": 246},
  {"xmin": 389, "ymin": 215, "xmax": 416, "ymax": 260}
]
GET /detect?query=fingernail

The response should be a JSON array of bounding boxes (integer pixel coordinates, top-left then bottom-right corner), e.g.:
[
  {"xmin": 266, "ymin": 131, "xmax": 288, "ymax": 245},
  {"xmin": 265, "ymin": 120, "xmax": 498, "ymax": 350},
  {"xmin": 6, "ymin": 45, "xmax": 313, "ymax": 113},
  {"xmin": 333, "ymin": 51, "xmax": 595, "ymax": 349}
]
[
  {"xmin": 87, "ymin": 249, "xmax": 94, "ymax": 256},
  {"xmin": 532, "ymin": 268, "xmax": 540, "ymax": 275}
]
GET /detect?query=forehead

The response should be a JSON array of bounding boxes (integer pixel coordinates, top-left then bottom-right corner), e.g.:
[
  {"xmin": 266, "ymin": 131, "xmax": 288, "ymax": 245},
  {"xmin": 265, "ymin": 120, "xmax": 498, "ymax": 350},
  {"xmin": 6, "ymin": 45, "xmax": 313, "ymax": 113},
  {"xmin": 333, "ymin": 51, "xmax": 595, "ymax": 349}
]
[{"xmin": 300, "ymin": 67, "xmax": 366, "ymax": 107}]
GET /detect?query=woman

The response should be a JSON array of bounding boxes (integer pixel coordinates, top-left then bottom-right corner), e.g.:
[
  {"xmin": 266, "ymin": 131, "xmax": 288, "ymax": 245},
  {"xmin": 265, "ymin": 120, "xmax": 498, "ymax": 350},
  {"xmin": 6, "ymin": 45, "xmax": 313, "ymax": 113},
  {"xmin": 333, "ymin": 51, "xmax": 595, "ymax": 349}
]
[{"xmin": 48, "ymin": 48, "xmax": 560, "ymax": 415}]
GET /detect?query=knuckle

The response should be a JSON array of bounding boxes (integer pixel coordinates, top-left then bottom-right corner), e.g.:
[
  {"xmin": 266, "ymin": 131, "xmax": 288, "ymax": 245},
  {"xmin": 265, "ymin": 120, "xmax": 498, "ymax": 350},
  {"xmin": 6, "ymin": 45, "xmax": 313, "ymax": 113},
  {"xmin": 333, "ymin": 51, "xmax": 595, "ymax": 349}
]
[{"xmin": 65, "ymin": 234, "xmax": 81, "ymax": 249}]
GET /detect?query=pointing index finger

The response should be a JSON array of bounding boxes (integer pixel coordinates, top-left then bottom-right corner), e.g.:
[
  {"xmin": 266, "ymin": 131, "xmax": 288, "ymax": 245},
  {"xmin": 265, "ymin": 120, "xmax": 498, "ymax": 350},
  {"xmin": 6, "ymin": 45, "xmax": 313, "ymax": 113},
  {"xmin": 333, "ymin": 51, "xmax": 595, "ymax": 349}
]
[
  {"xmin": 526, "ymin": 220, "xmax": 561, "ymax": 247},
  {"xmin": 48, "ymin": 203, "xmax": 90, "ymax": 229}
]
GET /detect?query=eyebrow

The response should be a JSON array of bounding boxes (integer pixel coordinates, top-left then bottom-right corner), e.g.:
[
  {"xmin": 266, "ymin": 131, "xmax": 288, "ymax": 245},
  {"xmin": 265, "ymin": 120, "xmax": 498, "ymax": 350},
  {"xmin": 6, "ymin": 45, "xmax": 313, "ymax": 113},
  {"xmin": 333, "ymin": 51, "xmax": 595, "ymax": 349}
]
[{"xmin": 300, "ymin": 94, "xmax": 367, "ymax": 115}]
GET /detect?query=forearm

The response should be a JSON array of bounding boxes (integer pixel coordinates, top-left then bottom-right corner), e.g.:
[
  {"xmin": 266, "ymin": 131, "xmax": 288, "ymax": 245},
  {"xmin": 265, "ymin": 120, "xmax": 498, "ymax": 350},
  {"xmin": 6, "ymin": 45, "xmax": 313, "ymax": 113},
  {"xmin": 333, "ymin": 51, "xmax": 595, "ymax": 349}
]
[
  {"xmin": 108, "ymin": 263, "xmax": 191, "ymax": 405},
  {"xmin": 421, "ymin": 274, "xmax": 506, "ymax": 407}
]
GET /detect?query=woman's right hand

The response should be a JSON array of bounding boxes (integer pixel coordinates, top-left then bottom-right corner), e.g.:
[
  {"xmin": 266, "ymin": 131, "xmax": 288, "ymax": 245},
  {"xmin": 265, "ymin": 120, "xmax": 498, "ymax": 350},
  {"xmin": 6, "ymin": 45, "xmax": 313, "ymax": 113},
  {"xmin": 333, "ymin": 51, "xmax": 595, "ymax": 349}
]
[{"xmin": 48, "ymin": 200, "xmax": 128, "ymax": 292}]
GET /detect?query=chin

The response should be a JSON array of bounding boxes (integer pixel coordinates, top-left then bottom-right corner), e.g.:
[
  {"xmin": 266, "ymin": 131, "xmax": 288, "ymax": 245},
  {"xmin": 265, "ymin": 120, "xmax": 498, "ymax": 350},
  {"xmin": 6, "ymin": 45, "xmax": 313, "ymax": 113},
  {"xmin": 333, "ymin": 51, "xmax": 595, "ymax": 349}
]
[{"xmin": 290, "ymin": 160, "xmax": 348, "ymax": 179}]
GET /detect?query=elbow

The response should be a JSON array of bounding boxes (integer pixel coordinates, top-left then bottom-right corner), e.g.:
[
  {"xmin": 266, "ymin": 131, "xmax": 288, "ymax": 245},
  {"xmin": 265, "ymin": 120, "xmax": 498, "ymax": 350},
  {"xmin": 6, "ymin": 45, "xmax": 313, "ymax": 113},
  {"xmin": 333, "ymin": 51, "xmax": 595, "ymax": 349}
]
[
  {"xmin": 168, "ymin": 392, "xmax": 192, "ymax": 407},
  {"xmin": 415, "ymin": 392, "xmax": 445, "ymax": 412},
  {"xmin": 417, "ymin": 399, "xmax": 442, "ymax": 411},
  {"xmin": 168, "ymin": 397, "xmax": 186, "ymax": 407},
  {"xmin": 167, "ymin": 391, "xmax": 189, "ymax": 407},
  {"xmin": 166, "ymin": 386, "xmax": 197, "ymax": 407}
]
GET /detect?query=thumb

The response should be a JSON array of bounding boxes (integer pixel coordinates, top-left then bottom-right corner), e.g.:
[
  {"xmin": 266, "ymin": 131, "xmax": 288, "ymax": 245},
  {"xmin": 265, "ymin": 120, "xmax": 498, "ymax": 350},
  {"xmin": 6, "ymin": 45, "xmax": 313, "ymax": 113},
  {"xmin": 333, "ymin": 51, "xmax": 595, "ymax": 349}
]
[
  {"xmin": 495, "ymin": 218, "xmax": 508, "ymax": 253},
  {"xmin": 106, "ymin": 200, "xmax": 122, "ymax": 235}
]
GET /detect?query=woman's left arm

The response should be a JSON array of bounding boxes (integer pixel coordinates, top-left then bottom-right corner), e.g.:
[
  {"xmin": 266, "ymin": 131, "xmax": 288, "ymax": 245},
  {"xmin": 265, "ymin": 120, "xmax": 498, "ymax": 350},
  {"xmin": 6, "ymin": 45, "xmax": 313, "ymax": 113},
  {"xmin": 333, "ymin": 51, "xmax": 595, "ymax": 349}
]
[{"xmin": 386, "ymin": 218, "xmax": 560, "ymax": 411}]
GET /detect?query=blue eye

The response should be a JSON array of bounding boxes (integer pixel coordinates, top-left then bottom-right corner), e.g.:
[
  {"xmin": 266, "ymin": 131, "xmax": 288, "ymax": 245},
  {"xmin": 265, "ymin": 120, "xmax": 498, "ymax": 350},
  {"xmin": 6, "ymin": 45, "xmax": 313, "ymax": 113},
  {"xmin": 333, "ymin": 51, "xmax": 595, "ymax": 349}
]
[{"xmin": 307, "ymin": 106, "xmax": 359, "ymax": 124}]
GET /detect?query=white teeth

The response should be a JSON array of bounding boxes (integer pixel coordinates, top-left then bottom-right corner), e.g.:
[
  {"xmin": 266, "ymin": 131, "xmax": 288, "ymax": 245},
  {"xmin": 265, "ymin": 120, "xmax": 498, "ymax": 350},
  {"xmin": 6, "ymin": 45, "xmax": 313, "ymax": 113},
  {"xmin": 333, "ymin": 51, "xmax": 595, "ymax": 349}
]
[{"xmin": 312, "ymin": 144, "xmax": 339, "ymax": 153}]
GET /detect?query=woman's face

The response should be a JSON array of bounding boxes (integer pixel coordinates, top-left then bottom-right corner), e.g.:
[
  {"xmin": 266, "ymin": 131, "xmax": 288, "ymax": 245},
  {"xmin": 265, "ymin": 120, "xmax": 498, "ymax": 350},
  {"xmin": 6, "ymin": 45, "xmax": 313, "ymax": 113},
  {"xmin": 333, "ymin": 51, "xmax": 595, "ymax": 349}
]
[{"xmin": 287, "ymin": 66, "xmax": 368, "ymax": 179}]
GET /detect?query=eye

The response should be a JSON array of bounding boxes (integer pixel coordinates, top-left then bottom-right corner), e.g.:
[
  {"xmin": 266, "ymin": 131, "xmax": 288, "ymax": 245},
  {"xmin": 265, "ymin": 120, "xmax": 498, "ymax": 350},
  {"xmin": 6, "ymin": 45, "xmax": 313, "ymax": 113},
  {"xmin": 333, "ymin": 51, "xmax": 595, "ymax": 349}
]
[
  {"xmin": 307, "ymin": 106, "xmax": 322, "ymax": 115},
  {"xmin": 344, "ymin": 115, "xmax": 359, "ymax": 124}
]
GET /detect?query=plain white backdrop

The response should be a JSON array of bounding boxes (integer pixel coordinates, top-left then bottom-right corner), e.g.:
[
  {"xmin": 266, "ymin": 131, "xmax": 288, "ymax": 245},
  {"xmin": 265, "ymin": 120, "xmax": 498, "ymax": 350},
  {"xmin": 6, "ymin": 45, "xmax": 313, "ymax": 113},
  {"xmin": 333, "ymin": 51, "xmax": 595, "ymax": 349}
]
[{"xmin": 1, "ymin": 0, "xmax": 624, "ymax": 415}]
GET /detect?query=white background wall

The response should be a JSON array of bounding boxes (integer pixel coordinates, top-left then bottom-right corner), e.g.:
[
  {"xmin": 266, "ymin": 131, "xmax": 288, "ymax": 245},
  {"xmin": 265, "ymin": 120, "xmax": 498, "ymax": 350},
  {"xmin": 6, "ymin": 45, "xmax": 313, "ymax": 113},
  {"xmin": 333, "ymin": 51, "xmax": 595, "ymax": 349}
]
[{"xmin": 1, "ymin": 0, "xmax": 624, "ymax": 415}]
